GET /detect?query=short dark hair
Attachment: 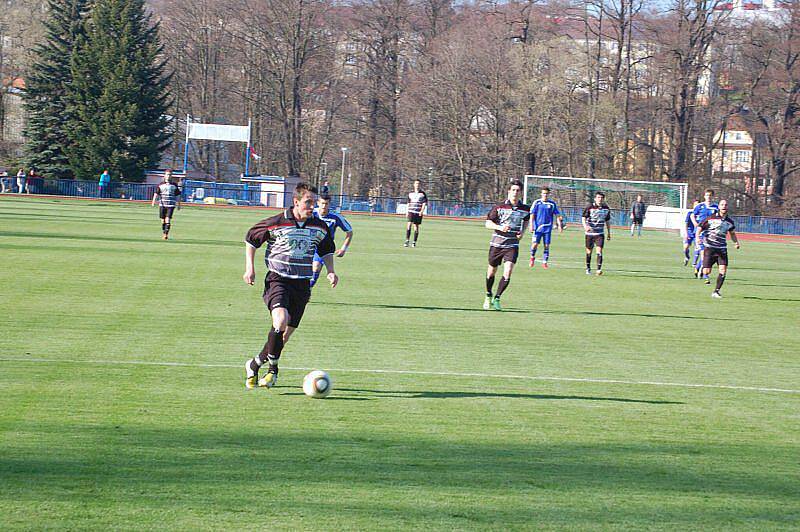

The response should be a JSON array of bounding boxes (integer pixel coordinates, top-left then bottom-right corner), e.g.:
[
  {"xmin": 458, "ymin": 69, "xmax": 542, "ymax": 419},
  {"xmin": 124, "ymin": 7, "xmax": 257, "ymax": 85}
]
[
  {"xmin": 705, "ymin": 188, "xmax": 715, "ymax": 195},
  {"xmin": 319, "ymin": 194, "xmax": 332, "ymax": 202},
  {"xmin": 541, "ymin": 187, "xmax": 550, "ymax": 193},
  {"xmin": 294, "ymin": 182, "xmax": 318, "ymax": 200},
  {"xmin": 413, "ymin": 178, "xmax": 421, "ymax": 183},
  {"xmin": 509, "ymin": 179, "xmax": 523, "ymax": 189},
  {"xmin": 595, "ymin": 191, "xmax": 605, "ymax": 197}
]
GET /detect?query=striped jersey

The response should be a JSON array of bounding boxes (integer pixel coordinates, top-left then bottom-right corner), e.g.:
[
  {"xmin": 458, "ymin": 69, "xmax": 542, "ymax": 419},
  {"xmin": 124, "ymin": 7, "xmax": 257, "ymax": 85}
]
[
  {"xmin": 530, "ymin": 199, "xmax": 561, "ymax": 233},
  {"xmin": 582, "ymin": 203, "xmax": 611, "ymax": 236},
  {"xmin": 487, "ymin": 200, "xmax": 531, "ymax": 248},
  {"xmin": 313, "ymin": 209, "xmax": 352, "ymax": 239},
  {"xmin": 245, "ymin": 209, "xmax": 336, "ymax": 280},
  {"xmin": 155, "ymin": 182, "xmax": 181, "ymax": 207},
  {"xmin": 407, "ymin": 191, "xmax": 428, "ymax": 215},
  {"xmin": 699, "ymin": 214, "xmax": 735, "ymax": 249}
]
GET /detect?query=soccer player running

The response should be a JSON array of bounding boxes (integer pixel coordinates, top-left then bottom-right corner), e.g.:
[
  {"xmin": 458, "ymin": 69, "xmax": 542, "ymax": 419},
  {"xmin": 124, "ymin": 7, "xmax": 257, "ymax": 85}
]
[
  {"xmin": 582, "ymin": 192, "xmax": 612, "ymax": 275},
  {"xmin": 243, "ymin": 182, "xmax": 338, "ymax": 389},
  {"xmin": 698, "ymin": 199, "xmax": 740, "ymax": 299},
  {"xmin": 310, "ymin": 194, "xmax": 353, "ymax": 288},
  {"xmin": 151, "ymin": 170, "xmax": 182, "ymax": 240},
  {"xmin": 630, "ymin": 194, "xmax": 647, "ymax": 237},
  {"xmin": 682, "ymin": 200, "xmax": 700, "ymax": 266},
  {"xmin": 484, "ymin": 180, "xmax": 530, "ymax": 310},
  {"xmin": 690, "ymin": 188, "xmax": 719, "ymax": 279},
  {"xmin": 404, "ymin": 179, "xmax": 428, "ymax": 247},
  {"xmin": 528, "ymin": 186, "xmax": 564, "ymax": 268}
]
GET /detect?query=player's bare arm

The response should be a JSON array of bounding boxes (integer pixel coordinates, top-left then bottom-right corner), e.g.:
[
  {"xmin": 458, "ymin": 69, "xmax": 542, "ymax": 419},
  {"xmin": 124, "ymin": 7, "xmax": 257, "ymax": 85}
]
[
  {"xmin": 337, "ymin": 230, "xmax": 353, "ymax": 257},
  {"xmin": 243, "ymin": 243, "xmax": 256, "ymax": 285},
  {"xmin": 730, "ymin": 229, "xmax": 740, "ymax": 249},
  {"xmin": 581, "ymin": 217, "xmax": 590, "ymax": 233},
  {"xmin": 606, "ymin": 220, "xmax": 612, "ymax": 240},
  {"xmin": 322, "ymin": 253, "xmax": 338, "ymax": 287},
  {"xmin": 486, "ymin": 219, "xmax": 511, "ymax": 232},
  {"xmin": 558, "ymin": 215, "xmax": 565, "ymax": 232},
  {"xmin": 151, "ymin": 192, "xmax": 158, "ymax": 207}
]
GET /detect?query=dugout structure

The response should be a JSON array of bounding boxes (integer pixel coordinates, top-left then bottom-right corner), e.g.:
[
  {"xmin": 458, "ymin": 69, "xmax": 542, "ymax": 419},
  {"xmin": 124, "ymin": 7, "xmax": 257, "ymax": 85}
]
[{"xmin": 524, "ymin": 175, "xmax": 689, "ymax": 229}]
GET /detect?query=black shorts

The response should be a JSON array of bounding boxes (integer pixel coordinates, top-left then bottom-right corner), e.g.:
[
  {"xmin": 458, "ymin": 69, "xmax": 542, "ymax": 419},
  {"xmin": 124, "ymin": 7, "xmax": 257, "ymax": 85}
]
[
  {"xmin": 262, "ymin": 272, "xmax": 311, "ymax": 328},
  {"xmin": 585, "ymin": 234, "xmax": 605, "ymax": 249},
  {"xmin": 159, "ymin": 206, "xmax": 175, "ymax": 219},
  {"xmin": 488, "ymin": 246, "xmax": 519, "ymax": 267},
  {"xmin": 702, "ymin": 247, "xmax": 728, "ymax": 269},
  {"xmin": 632, "ymin": 217, "xmax": 644, "ymax": 225},
  {"xmin": 407, "ymin": 213, "xmax": 423, "ymax": 225}
]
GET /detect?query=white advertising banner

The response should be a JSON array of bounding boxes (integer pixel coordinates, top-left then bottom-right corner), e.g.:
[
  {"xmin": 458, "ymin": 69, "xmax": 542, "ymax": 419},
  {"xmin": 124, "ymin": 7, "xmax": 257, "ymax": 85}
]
[{"xmin": 187, "ymin": 122, "xmax": 250, "ymax": 143}]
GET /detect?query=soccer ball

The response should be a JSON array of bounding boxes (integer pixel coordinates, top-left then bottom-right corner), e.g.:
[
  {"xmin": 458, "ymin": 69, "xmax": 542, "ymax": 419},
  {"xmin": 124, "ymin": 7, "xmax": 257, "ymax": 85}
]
[{"xmin": 303, "ymin": 370, "xmax": 332, "ymax": 399}]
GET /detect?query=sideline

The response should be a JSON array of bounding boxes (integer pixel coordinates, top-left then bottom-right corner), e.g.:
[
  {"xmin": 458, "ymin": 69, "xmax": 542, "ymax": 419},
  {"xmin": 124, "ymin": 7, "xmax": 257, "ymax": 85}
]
[{"xmin": 1, "ymin": 356, "xmax": 798, "ymax": 395}]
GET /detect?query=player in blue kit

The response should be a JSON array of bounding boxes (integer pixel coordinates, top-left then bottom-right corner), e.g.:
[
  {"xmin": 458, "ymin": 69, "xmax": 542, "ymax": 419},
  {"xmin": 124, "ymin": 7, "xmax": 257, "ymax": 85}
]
[
  {"xmin": 690, "ymin": 189, "xmax": 719, "ymax": 278},
  {"xmin": 528, "ymin": 187, "xmax": 564, "ymax": 269},
  {"xmin": 310, "ymin": 194, "xmax": 353, "ymax": 287},
  {"xmin": 683, "ymin": 200, "xmax": 700, "ymax": 266}
]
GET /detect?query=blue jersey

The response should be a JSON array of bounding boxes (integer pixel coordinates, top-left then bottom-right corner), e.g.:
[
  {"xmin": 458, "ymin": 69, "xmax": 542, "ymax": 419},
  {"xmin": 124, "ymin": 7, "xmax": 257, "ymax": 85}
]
[
  {"xmin": 313, "ymin": 209, "xmax": 352, "ymax": 239},
  {"xmin": 530, "ymin": 199, "xmax": 561, "ymax": 233},
  {"xmin": 692, "ymin": 202, "xmax": 719, "ymax": 227},
  {"xmin": 684, "ymin": 211, "xmax": 695, "ymax": 236}
]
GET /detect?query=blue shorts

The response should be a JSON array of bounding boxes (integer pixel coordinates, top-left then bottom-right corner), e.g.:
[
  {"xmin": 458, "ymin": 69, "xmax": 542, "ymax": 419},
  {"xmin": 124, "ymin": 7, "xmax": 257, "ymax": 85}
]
[
  {"xmin": 313, "ymin": 252, "xmax": 322, "ymax": 263},
  {"xmin": 533, "ymin": 231, "xmax": 552, "ymax": 246},
  {"xmin": 684, "ymin": 232, "xmax": 695, "ymax": 245},
  {"xmin": 695, "ymin": 234, "xmax": 705, "ymax": 251}
]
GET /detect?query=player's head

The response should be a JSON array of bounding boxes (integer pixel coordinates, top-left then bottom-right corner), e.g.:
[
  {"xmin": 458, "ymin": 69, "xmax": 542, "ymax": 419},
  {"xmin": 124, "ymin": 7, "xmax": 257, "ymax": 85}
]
[
  {"xmin": 317, "ymin": 194, "xmax": 332, "ymax": 216},
  {"xmin": 508, "ymin": 179, "xmax": 523, "ymax": 202},
  {"xmin": 413, "ymin": 179, "xmax": 421, "ymax": 192},
  {"xmin": 594, "ymin": 191, "xmax": 605, "ymax": 205},
  {"xmin": 293, "ymin": 181, "xmax": 318, "ymax": 220},
  {"xmin": 719, "ymin": 199, "xmax": 729, "ymax": 214},
  {"xmin": 164, "ymin": 169, "xmax": 172, "ymax": 182},
  {"xmin": 704, "ymin": 188, "xmax": 715, "ymax": 202},
  {"xmin": 636, "ymin": 194, "xmax": 642, "ymax": 201},
  {"xmin": 540, "ymin": 187, "xmax": 550, "ymax": 200}
]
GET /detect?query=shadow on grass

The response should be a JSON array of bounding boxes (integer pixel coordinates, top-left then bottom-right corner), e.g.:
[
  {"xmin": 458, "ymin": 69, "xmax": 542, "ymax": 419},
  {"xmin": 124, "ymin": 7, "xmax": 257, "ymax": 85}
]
[
  {"xmin": 284, "ymin": 387, "xmax": 683, "ymax": 404},
  {"xmin": 0, "ymin": 211, "xmax": 146, "ymax": 224},
  {"xmin": 0, "ymin": 230, "xmax": 239, "ymax": 248},
  {"xmin": 311, "ymin": 301, "xmax": 732, "ymax": 320},
  {"xmin": 743, "ymin": 296, "xmax": 800, "ymax": 303},
  {"xmin": 0, "ymin": 424, "xmax": 796, "ymax": 527},
  {"xmin": 612, "ymin": 272, "xmax": 800, "ymax": 289}
]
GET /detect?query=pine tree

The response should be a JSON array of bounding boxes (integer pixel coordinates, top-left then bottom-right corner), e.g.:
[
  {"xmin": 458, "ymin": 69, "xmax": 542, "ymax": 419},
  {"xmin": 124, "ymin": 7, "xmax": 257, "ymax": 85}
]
[
  {"xmin": 23, "ymin": 0, "xmax": 90, "ymax": 179},
  {"xmin": 66, "ymin": 0, "xmax": 172, "ymax": 181}
]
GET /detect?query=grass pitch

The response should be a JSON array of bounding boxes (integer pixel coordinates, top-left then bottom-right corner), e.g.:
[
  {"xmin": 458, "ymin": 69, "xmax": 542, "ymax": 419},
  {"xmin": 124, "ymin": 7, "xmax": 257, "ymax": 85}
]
[{"xmin": 1, "ymin": 196, "xmax": 799, "ymax": 530}]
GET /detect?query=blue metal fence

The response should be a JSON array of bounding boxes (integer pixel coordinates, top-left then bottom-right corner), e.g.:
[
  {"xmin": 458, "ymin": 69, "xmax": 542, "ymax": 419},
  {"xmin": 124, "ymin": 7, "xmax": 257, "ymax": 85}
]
[{"xmin": 8, "ymin": 177, "xmax": 800, "ymax": 236}]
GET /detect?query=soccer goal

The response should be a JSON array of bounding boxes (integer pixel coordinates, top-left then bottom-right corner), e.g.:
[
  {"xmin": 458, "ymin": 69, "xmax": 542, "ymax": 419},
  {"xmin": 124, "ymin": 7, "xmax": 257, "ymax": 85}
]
[{"xmin": 523, "ymin": 175, "xmax": 688, "ymax": 211}]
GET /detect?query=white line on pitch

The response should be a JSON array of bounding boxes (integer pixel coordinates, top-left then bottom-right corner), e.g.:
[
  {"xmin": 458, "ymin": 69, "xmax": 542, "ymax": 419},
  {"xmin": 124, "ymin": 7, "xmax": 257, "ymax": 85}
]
[{"xmin": 1, "ymin": 357, "xmax": 799, "ymax": 395}]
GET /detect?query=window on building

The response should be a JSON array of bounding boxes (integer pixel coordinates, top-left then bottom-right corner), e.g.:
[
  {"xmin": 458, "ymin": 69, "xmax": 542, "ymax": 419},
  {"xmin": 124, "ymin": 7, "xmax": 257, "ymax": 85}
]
[
  {"xmin": 735, "ymin": 150, "xmax": 750, "ymax": 163},
  {"xmin": 734, "ymin": 132, "xmax": 743, "ymax": 141}
]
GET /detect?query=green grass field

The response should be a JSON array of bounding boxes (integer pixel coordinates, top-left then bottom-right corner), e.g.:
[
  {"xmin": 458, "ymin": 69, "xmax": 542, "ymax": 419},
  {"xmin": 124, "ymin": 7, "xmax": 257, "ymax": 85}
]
[{"xmin": 1, "ymin": 196, "xmax": 799, "ymax": 530}]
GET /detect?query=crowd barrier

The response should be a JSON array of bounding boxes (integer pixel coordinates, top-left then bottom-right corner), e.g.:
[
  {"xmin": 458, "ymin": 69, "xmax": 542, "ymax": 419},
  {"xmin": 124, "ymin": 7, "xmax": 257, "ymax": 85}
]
[{"xmin": 3, "ymin": 177, "xmax": 798, "ymax": 236}]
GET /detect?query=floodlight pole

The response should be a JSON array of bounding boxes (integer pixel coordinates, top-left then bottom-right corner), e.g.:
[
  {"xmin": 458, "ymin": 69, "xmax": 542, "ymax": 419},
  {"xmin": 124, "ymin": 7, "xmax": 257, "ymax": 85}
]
[{"xmin": 244, "ymin": 118, "xmax": 252, "ymax": 177}]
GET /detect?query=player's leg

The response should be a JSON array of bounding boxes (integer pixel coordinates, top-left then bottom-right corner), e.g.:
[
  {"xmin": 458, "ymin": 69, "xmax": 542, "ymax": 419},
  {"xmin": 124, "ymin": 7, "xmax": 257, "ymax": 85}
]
[
  {"xmin": 630, "ymin": 221, "xmax": 635, "ymax": 236},
  {"xmin": 541, "ymin": 231, "xmax": 552, "ymax": 268},
  {"xmin": 595, "ymin": 243, "xmax": 604, "ymax": 275},
  {"xmin": 585, "ymin": 236, "xmax": 593, "ymax": 274},
  {"xmin": 163, "ymin": 212, "xmax": 173, "ymax": 239},
  {"xmin": 412, "ymin": 222, "xmax": 420, "ymax": 247},
  {"xmin": 310, "ymin": 253, "xmax": 322, "ymax": 287},
  {"xmin": 485, "ymin": 263, "xmax": 498, "ymax": 309},
  {"xmin": 530, "ymin": 233, "xmax": 542, "ymax": 267},
  {"xmin": 637, "ymin": 221, "xmax": 643, "ymax": 237},
  {"xmin": 713, "ymin": 262, "xmax": 728, "ymax": 297},
  {"xmin": 493, "ymin": 257, "xmax": 515, "ymax": 310},
  {"xmin": 404, "ymin": 221, "xmax": 412, "ymax": 246}
]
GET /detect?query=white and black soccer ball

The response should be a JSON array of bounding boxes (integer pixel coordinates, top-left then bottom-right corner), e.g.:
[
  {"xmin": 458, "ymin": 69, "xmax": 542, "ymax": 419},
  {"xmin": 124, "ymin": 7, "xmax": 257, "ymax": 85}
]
[{"xmin": 303, "ymin": 370, "xmax": 332, "ymax": 399}]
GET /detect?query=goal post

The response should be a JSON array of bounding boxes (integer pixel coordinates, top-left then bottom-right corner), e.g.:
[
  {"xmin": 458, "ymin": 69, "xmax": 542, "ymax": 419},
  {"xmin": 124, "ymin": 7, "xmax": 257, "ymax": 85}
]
[{"xmin": 523, "ymin": 175, "xmax": 688, "ymax": 211}]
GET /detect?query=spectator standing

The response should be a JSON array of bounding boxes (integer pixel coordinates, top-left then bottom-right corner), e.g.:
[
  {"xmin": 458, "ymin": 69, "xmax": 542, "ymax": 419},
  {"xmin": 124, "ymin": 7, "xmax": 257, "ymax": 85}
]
[
  {"xmin": 320, "ymin": 180, "xmax": 330, "ymax": 195},
  {"xmin": 16, "ymin": 168, "xmax": 27, "ymax": 194},
  {"xmin": 0, "ymin": 170, "xmax": 9, "ymax": 193},
  {"xmin": 99, "ymin": 169, "xmax": 111, "ymax": 197}
]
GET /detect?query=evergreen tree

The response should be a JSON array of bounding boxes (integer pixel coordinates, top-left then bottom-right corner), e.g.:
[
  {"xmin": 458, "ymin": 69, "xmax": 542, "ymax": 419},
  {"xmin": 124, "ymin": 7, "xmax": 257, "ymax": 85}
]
[
  {"xmin": 23, "ymin": 0, "xmax": 90, "ymax": 179},
  {"xmin": 66, "ymin": 0, "xmax": 172, "ymax": 181}
]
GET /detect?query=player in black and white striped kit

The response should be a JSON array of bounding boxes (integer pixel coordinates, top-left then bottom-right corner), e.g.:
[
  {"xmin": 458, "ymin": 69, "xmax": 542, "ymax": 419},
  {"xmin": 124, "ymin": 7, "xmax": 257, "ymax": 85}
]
[
  {"xmin": 151, "ymin": 170, "xmax": 182, "ymax": 240},
  {"xmin": 404, "ymin": 179, "xmax": 428, "ymax": 247}
]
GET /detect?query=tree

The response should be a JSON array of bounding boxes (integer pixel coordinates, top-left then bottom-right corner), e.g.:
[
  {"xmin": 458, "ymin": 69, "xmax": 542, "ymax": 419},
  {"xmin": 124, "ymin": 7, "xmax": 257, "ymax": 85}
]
[
  {"xmin": 66, "ymin": 0, "xmax": 172, "ymax": 181},
  {"xmin": 22, "ymin": 0, "xmax": 89, "ymax": 179}
]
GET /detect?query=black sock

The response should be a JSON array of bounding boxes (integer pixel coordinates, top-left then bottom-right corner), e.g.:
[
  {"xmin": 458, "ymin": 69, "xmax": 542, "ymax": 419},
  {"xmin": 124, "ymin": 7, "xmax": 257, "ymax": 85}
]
[
  {"xmin": 597, "ymin": 253, "xmax": 603, "ymax": 270},
  {"xmin": 485, "ymin": 275, "xmax": 495, "ymax": 297},
  {"xmin": 684, "ymin": 248, "xmax": 690, "ymax": 260},
  {"xmin": 715, "ymin": 274, "xmax": 725, "ymax": 291},
  {"xmin": 161, "ymin": 222, "xmax": 166, "ymax": 233},
  {"xmin": 413, "ymin": 229, "xmax": 419, "ymax": 243},
  {"xmin": 258, "ymin": 327, "xmax": 285, "ymax": 367},
  {"xmin": 586, "ymin": 252, "xmax": 592, "ymax": 269},
  {"xmin": 165, "ymin": 222, "xmax": 171, "ymax": 234},
  {"xmin": 496, "ymin": 277, "xmax": 510, "ymax": 298},
  {"xmin": 405, "ymin": 228, "xmax": 411, "ymax": 240}
]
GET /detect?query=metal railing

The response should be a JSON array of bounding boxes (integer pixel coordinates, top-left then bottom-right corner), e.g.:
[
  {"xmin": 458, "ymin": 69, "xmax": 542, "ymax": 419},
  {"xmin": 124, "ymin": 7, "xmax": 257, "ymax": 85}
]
[{"xmin": 3, "ymin": 177, "xmax": 799, "ymax": 235}]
